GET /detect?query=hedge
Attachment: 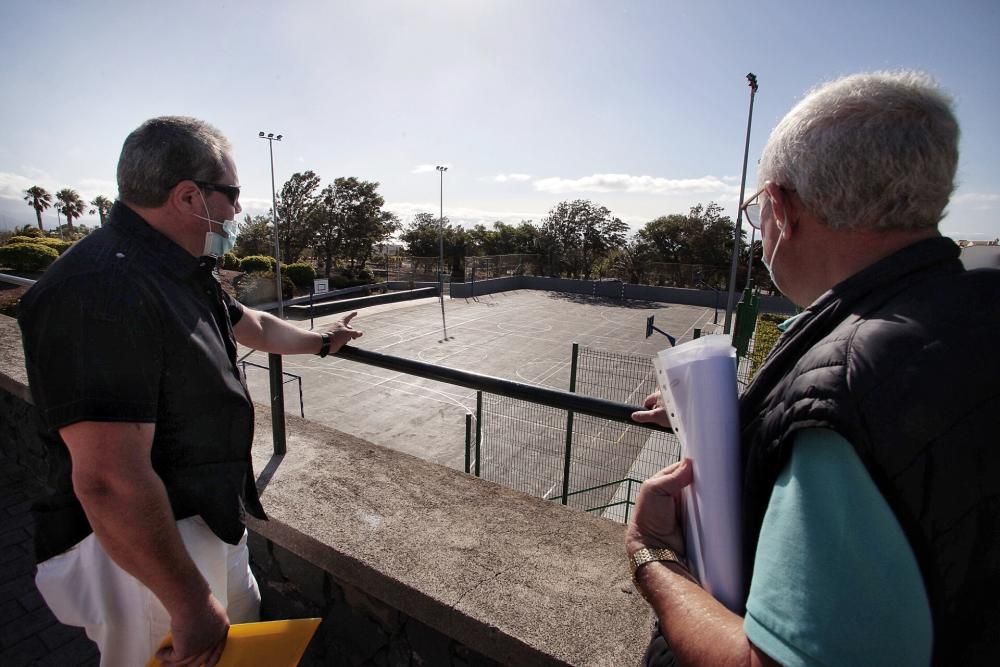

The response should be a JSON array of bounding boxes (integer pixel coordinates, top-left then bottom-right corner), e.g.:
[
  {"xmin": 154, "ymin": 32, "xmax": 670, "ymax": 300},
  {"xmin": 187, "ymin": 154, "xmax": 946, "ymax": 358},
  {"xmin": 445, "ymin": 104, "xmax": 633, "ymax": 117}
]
[
  {"xmin": 284, "ymin": 262, "xmax": 316, "ymax": 288},
  {"xmin": 239, "ymin": 255, "xmax": 276, "ymax": 273},
  {"xmin": 233, "ymin": 271, "xmax": 294, "ymax": 306},
  {"xmin": 221, "ymin": 252, "xmax": 240, "ymax": 270},
  {"xmin": 0, "ymin": 243, "xmax": 60, "ymax": 272},
  {"xmin": 7, "ymin": 237, "xmax": 73, "ymax": 254}
]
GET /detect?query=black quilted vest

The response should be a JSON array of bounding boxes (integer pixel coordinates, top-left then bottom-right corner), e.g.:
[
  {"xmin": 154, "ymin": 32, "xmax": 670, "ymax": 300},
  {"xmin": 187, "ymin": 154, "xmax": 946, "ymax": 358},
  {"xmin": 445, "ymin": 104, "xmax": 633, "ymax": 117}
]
[{"xmin": 739, "ymin": 237, "xmax": 1000, "ymax": 664}]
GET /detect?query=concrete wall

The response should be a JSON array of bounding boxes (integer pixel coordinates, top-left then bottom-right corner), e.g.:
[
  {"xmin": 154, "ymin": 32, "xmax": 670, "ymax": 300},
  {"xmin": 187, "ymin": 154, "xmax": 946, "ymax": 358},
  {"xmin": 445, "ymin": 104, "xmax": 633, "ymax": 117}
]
[
  {"xmin": 0, "ymin": 316, "xmax": 655, "ymax": 666},
  {"xmin": 448, "ymin": 276, "xmax": 797, "ymax": 314},
  {"xmin": 285, "ymin": 287, "xmax": 439, "ymax": 318}
]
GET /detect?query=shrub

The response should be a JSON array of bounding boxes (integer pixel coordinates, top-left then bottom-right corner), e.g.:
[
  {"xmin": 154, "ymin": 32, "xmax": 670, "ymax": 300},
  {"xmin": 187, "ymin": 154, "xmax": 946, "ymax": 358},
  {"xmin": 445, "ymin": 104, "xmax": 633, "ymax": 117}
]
[
  {"xmin": 329, "ymin": 275, "xmax": 350, "ymax": 290},
  {"xmin": 233, "ymin": 271, "xmax": 294, "ymax": 305},
  {"xmin": 13, "ymin": 227, "xmax": 44, "ymax": 238},
  {"xmin": 284, "ymin": 262, "xmax": 316, "ymax": 288},
  {"xmin": 239, "ymin": 255, "xmax": 276, "ymax": 273},
  {"xmin": 0, "ymin": 243, "xmax": 59, "ymax": 272},
  {"xmin": 8, "ymin": 236, "xmax": 72, "ymax": 254},
  {"xmin": 221, "ymin": 252, "xmax": 240, "ymax": 270}
]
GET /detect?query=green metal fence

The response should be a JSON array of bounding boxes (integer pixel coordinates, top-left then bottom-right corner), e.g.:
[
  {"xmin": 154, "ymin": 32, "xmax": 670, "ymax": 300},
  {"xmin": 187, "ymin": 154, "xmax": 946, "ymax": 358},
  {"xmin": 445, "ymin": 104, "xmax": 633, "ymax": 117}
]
[{"xmin": 468, "ymin": 343, "xmax": 681, "ymax": 523}]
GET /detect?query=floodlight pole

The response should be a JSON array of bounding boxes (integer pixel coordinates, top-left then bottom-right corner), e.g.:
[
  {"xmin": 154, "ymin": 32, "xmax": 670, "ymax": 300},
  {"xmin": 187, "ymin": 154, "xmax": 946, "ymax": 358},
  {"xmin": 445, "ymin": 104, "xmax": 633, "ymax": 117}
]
[
  {"xmin": 259, "ymin": 130, "xmax": 286, "ymax": 455},
  {"xmin": 436, "ymin": 165, "xmax": 449, "ymax": 340},
  {"xmin": 723, "ymin": 73, "xmax": 758, "ymax": 334},
  {"xmin": 259, "ymin": 131, "xmax": 285, "ymax": 319}
]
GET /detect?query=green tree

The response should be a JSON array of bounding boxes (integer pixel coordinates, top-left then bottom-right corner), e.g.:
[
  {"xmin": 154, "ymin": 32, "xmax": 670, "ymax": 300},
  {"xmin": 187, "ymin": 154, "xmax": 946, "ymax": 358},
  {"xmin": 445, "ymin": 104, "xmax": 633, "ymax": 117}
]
[
  {"xmin": 467, "ymin": 220, "xmax": 541, "ymax": 256},
  {"xmin": 89, "ymin": 195, "xmax": 114, "ymax": 226},
  {"xmin": 636, "ymin": 202, "xmax": 740, "ymax": 267},
  {"xmin": 400, "ymin": 211, "xmax": 471, "ymax": 276},
  {"xmin": 541, "ymin": 200, "xmax": 628, "ymax": 279},
  {"xmin": 54, "ymin": 189, "xmax": 87, "ymax": 236},
  {"xmin": 235, "ymin": 214, "xmax": 274, "ymax": 257},
  {"xmin": 23, "ymin": 186, "xmax": 52, "ymax": 232},
  {"xmin": 316, "ymin": 177, "xmax": 400, "ymax": 277},
  {"xmin": 274, "ymin": 171, "xmax": 322, "ymax": 264}
]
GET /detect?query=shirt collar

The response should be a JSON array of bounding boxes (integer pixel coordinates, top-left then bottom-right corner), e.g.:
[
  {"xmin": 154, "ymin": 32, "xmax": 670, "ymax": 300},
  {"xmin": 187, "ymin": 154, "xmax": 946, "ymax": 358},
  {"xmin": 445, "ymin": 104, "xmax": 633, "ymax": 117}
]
[{"xmin": 108, "ymin": 201, "xmax": 217, "ymax": 279}]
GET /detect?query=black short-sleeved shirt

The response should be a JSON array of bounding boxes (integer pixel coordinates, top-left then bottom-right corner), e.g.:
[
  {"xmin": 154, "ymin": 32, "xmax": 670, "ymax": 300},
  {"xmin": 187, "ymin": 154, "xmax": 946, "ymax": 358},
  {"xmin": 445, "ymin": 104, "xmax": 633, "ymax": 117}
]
[{"xmin": 18, "ymin": 202, "xmax": 266, "ymax": 562}]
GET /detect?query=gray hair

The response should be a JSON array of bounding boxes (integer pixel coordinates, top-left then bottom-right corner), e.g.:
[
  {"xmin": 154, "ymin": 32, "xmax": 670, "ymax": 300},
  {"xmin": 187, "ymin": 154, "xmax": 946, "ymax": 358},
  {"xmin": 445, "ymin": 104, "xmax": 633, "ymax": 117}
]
[
  {"xmin": 758, "ymin": 71, "xmax": 959, "ymax": 231},
  {"xmin": 117, "ymin": 116, "xmax": 232, "ymax": 207}
]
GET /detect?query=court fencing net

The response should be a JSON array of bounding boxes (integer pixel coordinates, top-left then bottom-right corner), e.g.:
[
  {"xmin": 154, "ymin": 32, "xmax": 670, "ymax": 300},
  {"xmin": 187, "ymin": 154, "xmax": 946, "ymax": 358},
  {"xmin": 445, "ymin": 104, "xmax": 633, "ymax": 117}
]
[
  {"xmin": 466, "ymin": 287, "xmax": 785, "ymax": 524},
  {"xmin": 469, "ymin": 344, "xmax": 681, "ymax": 524}
]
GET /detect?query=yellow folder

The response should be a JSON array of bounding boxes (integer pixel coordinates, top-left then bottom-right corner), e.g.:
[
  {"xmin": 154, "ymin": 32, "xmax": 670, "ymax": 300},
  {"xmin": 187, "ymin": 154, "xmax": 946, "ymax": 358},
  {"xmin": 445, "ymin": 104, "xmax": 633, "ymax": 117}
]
[{"xmin": 146, "ymin": 618, "xmax": 321, "ymax": 667}]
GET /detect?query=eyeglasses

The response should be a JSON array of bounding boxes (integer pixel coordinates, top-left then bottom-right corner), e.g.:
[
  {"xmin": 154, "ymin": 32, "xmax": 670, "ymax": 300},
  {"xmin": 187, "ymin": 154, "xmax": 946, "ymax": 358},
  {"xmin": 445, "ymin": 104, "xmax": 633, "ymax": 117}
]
[
  {"xmin": 740, "ymin": 185, "xmax": 767, "ymax": 230},
  {"xmin": 740, "ymin": 184, "xmax": 797, "ymax": 230},
  {"xmin": 191, "ymin": 180, "xmax": 241, "ymax": 207}
]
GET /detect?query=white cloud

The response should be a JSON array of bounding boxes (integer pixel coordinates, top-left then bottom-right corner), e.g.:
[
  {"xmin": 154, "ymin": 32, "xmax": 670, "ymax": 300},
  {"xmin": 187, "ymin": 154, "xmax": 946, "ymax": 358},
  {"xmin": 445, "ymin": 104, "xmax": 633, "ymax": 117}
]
[
  {"xmin": 494, "ymin": 173, "xmax": 532, "ymax": 183},
  {"xmin": 0, "ymin": 171, "xmax": 118, "ymax": 204},
  {"xmin": 0, "ymin": 172, "xmax": 38, "ymax": 200},
  {"xmin": 953, "ymin": 192, "xmax": 1000, "ymax": 207},
  {"xmin": 77, "ymin": 178, "xmax": 118, "ymax": 201},
  {"xmin": 532, "ymin": 173, "xmax": 740, "ymax": 197}
]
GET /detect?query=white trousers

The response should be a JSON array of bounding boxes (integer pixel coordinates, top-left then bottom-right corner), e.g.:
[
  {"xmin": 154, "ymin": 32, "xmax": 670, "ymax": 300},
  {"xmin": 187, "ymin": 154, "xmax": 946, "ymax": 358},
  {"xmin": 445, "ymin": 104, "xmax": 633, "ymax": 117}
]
[{"xmin": 35, "ymin": 516, "xmax": 260, "ymax": 667}]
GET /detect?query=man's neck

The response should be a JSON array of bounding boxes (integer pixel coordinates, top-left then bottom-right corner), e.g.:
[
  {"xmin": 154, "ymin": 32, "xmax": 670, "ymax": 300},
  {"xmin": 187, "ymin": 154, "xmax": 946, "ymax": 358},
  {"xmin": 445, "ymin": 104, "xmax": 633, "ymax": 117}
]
[
  {"xmin": 123, "ymin": 201, "xmax": 203, "ymax": 257},
  {"xmin": 796, "ymin": 225, "xmax": 941, "ymax": 307}
]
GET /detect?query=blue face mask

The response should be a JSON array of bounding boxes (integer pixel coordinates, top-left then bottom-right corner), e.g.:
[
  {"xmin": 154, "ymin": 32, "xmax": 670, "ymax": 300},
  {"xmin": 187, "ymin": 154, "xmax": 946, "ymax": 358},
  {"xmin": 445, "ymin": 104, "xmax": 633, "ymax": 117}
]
[{"xmin": 194, "ymin": 191, "xmax": 238, "ymax": 257}]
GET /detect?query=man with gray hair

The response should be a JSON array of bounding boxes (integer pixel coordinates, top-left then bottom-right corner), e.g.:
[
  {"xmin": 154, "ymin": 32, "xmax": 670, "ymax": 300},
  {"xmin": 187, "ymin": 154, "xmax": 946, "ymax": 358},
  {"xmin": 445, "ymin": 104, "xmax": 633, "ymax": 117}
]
[
  {"xmin": 629, "ymin": 72, "xmax": 999, "ymax": 665},
  {"xmin": 18, "ymin": 116, "xmax": 362, "ymax": 666}
]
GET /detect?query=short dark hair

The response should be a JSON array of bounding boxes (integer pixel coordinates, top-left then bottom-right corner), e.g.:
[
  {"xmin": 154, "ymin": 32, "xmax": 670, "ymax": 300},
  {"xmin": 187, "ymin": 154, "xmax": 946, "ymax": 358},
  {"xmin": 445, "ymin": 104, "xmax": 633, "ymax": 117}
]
[{"xmin": 116, "ymin": 116, "xmax": 232, "ymax": 207}]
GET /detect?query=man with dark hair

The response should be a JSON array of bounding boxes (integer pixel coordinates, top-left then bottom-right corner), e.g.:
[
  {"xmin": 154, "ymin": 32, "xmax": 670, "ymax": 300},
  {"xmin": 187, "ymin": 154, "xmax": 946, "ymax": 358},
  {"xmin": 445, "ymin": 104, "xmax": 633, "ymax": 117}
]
[
  {"xmin": 18, "ymin": 116, "xmax": 361, "ymax": 666},
  {"xmin": 629, "ymin": 72, "xmax": 999, "ymax": 666}
]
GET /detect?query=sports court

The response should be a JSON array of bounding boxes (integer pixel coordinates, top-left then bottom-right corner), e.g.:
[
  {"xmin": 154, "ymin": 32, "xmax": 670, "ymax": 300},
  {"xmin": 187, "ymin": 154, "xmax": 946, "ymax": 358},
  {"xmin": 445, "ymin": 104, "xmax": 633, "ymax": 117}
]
[{"xmin": 238, "ymin": 289, "xmax": 716, "ymax": 473}]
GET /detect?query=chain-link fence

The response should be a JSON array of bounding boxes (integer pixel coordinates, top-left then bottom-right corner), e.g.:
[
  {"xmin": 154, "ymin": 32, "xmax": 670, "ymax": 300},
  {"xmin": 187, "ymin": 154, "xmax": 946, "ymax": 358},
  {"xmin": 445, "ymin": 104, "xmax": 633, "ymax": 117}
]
[
  {"xmin": 386, "ymin": 255, "xmax": 441, "ymax": 283},
  {"xmin": 466, "ymin": 254, "xmax": 543, "ymax": 281},
  {"xmin": 471, "ymin": 344, "xmax": 680, "ymax": 524}
]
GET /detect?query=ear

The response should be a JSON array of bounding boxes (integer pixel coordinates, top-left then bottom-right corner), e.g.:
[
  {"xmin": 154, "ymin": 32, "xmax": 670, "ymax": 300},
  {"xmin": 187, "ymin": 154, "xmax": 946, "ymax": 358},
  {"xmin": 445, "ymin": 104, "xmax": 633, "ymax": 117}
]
[
  {"xmin": 764, "ymin": 182, "xmax": 798, "ymax": 237},
  {"xmin": 168, "ymin": 179, "xmax": 204, "ymax": 217}
]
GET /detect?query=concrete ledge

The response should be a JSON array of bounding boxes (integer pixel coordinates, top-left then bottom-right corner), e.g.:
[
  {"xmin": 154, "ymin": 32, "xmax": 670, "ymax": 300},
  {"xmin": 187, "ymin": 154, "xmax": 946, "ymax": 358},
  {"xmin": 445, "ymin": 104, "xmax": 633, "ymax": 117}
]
[
  {"xmin": 249, "ymin": 407, "xmax": 653, "ymax": 666},
  {"xmin": 0, "ymin": 314, "xmax": 655, "ymax": 666},
  {"xmin": 285, "ymin": 287, "xmax": 440, "ymax": 318}
]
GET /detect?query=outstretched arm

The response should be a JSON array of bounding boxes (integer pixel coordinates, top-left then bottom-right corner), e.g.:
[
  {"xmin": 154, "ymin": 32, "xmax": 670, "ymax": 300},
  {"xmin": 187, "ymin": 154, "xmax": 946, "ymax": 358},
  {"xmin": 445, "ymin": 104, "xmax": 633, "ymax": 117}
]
[{"xmin": 234, "ymin": 310, "xmax": 362, "ymax": 355}]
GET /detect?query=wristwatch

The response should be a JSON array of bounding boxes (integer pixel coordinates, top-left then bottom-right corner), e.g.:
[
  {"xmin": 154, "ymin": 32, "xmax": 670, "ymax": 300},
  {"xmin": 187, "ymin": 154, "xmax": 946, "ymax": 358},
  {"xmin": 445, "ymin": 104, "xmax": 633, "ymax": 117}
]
[
  {"xmin": 317, "ymin": 332, "xmax": 331, "ymax": 358},
  {"xmin": 629, "ymin": 547, "xmax": 684, "ymax": 582}
]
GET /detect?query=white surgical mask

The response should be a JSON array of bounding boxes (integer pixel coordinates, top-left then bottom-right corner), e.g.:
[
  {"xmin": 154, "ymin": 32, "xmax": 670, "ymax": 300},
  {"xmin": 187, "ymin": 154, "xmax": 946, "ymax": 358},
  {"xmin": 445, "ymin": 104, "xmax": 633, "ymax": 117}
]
[
  {"xmin": 762, "ymin": 218, "xmax": 785, "ymax": 287},
  {"xmin": 194, "ymin": 191, "xmax": 238, "ymax": 257}
]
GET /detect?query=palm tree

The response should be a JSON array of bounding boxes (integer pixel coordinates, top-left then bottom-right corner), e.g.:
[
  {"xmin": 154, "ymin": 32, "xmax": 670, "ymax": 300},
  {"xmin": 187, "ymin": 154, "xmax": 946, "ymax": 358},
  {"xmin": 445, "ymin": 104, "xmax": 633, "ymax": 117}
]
[
  {"xmin": 90, "ymin": 195, "xmax": 114, "ymax": 226},
  {"xmin": 23, "ymin": 186, "xmax": 52, "ymax": 232},
  {"xmin": 55, "ymin": 189, "xmax": 87, "ymax": 236}
]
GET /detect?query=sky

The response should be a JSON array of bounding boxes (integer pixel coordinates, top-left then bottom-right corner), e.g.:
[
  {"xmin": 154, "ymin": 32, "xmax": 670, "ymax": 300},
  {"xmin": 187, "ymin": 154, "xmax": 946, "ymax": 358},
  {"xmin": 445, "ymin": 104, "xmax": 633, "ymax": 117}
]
[{"xmin": 1, "ymin": 0, "xmax": 998, "ymax": 241}]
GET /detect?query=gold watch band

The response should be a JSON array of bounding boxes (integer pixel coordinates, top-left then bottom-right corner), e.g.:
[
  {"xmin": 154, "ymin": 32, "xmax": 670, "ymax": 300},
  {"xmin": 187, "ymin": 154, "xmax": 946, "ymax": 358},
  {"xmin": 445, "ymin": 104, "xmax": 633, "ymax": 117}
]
[{"xmin": 629, "ymin": 547, "xmax": 683, "ymax": 581}]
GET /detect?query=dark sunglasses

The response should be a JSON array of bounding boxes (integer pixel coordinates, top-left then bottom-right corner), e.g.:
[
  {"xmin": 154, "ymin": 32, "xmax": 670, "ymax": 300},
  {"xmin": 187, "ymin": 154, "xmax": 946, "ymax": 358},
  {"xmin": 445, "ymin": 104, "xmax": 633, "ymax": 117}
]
[{"xmin": 191, "ymin": 180, "xmax": 241, "ymax": 206}]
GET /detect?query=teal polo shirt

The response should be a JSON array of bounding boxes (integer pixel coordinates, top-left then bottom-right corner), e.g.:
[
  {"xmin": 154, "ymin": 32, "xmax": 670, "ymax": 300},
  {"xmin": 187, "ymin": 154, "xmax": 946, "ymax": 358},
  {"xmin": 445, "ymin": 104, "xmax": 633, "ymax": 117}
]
[{"xmin": 743, "ymin": 428, "xmax": 933, "ymax": 666}]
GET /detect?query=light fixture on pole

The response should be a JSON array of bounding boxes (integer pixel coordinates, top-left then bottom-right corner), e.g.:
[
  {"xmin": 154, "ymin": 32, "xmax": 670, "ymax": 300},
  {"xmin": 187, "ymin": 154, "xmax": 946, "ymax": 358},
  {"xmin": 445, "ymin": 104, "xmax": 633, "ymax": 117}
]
[
  {"xmin": 258, "ymin": 130, "xmax": 287, "ymax": 455},
  {"xmin": 435, "ymin": 165, "xmax": 449, "ymax": 341},
  {"xmin": 259, "ymin": 131, "xmax": 285, "ymax": 319},
  {"xmin": 723, "ymin": 73, "xmax": 759, "ymax": 334}
]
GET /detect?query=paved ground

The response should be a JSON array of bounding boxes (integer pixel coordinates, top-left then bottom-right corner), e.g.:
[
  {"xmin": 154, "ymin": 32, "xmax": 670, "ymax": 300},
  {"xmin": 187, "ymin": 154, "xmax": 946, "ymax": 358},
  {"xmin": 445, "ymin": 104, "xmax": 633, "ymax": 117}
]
[
  {"xmin": 240, "ymin": 289, "xmax": 715, "ymax": 471},
  {"xmin": 0, "ymin": 452, "xmax": 99, "ymax": 667}
]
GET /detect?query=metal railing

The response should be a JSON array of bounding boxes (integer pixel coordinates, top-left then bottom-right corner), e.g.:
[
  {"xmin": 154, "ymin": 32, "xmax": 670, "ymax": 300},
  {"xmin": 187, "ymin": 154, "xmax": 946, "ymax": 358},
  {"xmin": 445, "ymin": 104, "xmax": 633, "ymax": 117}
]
[{"xmin": 335, "ymin": 346, "xmax": 667, "ymax": 429}]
